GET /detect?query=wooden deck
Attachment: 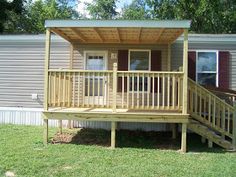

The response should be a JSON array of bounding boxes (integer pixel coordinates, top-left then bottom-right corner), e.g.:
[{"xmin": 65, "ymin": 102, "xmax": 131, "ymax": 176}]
[{"xmin": 43, "ymin": 108, "xmax": 189, "ymax": 123}]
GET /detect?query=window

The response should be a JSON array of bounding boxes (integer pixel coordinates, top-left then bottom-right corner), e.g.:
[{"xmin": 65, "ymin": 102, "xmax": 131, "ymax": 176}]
[
  {"xmin": 129, "ymin": 50, "xmax": 150, "ymax": 91},
  {"xmin": 196, "ymin": 51, "xmax": 218, "ymax": 87}
]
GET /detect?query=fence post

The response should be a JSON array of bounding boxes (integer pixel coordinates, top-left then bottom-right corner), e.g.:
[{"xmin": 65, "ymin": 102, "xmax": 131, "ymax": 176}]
[
  {"xmin": 233, "ymin": 102, "xmax": 236, "ymax": 150},
  {"xmin": 112, "ymin": 63, "xmax": 117, "ymax": 113}
]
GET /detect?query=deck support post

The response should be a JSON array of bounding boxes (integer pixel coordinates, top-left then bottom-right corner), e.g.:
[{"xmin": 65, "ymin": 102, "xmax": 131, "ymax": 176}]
[
  {"xmin": 171, "ymin": 123, "xmax": 177, "ymax": 139},
  {"xmin": 208, "ymin": 140, "xmax": 213, "ymax": 148},
  {"xmin": 201, "ymin": 137, "xmax": 206, "ymax": 144},
  {"xmin": 43, "ymin": 28, "xmax": 51, "ymax": 145},
  {"xmin": 111, "ymin": 121, "xmax": 116, "ymax": 149},
  {"xmin": 167, "ymin": 44, "xmax": 171, "ymax": 71},
  {"xmin": 182, "ymin": 29, "xmax": 188, "ymax": 115},
  {"xmin": 68, "ymin": 44, "xmax": 74, "ymax": 129},
  {"xmin": 43, "ymin": 118, "xmax": 48, "ymax": 145},
  {"xmin": 181, "ymin": 123, "xmax": 187, "ymax": 152}
]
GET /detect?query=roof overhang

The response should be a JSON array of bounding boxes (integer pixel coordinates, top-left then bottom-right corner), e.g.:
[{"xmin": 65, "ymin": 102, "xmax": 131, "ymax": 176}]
[{"xmin": 45, "ymin": 20, "xmax": 191, "ymax": 44}]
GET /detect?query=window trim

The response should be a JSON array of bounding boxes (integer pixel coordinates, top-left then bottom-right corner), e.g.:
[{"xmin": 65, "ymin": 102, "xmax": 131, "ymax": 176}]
[
  {"xmin": 194, "ymin": 50, "xmax": 219, "ymax": 87},
  {"xmin": 83, "ymin": 50, "xmax": 108, "ymax": 70},
  {"xmin": 128, "ymin": 49, "xmax": 151, "ymax": 71}
]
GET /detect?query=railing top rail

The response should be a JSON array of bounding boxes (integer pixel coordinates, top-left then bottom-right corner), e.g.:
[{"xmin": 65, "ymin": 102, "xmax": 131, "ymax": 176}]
[
  {"xmin": 188, "ymin": 78, "xmax": 234, "ymax": 110},
  {"xmin": 117, "ymin": 71, "xmax": 184, "ymax": 74},
  {"xmin": 49, "ymin": 69, "xmax": 113, "ymax": 73}
]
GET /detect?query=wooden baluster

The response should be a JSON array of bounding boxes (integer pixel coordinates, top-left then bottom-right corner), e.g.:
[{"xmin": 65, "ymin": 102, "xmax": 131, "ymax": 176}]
[
  {"xmin": 203, "ymin": 94, "xmax": 206, "ymax": 119},
  {"xmin": 67, "ymin": 72, "xmax": 71, "ymax": 107},
  {"xmin": 213, "ymin": 97, "xmax": 216, "ymax": 127},
  {"xmin": 87, "ymin": 73, "xmax": 90, "ymax": 107},
  {"xmin": 82, "ymin": 72, "xmax": 85, "ymax": 107},
  {"xmin": 147, "ymin": 74, "xmax": 150, "ymax": 109},
  {"xmin": 167, "ymin": 74, "xmax": 170, "ymax": 109},
  {"xmin": 121, "ymin": 73, "xmax": 124, "ymax": 108},
  {"xmin": 172, "ymin": 74, "xmax": 176, "ymax": 109},
  {"xmin": 58, "ymin": 72, "xmax": 61, "ymax": 107},
  {"xmin": 152, "ymin": 73, "xmax": 155, "ymax": 109},
  {"xmin": 107, "ymin": 73, "xmax": 110, "ymax": 107},
  {"xmin": 195, "ymin": 86, "xmax": 198, "ymax": 114},
  {"xmin": 199, "ymin": 89, "xmax": 202, "ymax": 117},
  {"xmin": 142, "ymin": 73, "xmax": 144, "ymax": 109},
  {"xmin": 72, "ymin": 72, "xmax": 75, "ymax": 107},
  {"xmin": 227, "ymin": 107, "xmax": 230, "ymax": 133},
  {"xmin": 53, "ymin": 72, "xmax": 56, "ymax": 107},
  {"xmin": 127, "ymin": 74, "xmax": 130, "ymax": 109},
  {"xmin": 63, "ymin": 72, "xmax": 66, "ymax": 107},
  {"xmin": 98, "ymin": 72, "xmax": 100, "ymax": 106},
  {"xmin": 77, "ymin": 72, "xmax": 80, "ymax": 107},
  {"xmin": 208, "ymin": 95, "xmax": 211, "ymax": 123},
  {"xmin": 157, "ymin": 73, "xmax": 160, "ymax": 109},
  {"xmin": 132, "ymin": 73, "xmax": 134, "ymax": 108},
  {"xmin": 102, "ymin": 73, "xmax": 104, "ymax": 107},
  {"xmin": 178, "ymin": 76, "xmax": 181, "ymax": 110},
  {"xmin": 92, "ymin": 72, "xmax": 95, "ymax": 106},
  {"xmin": 137, "ymin": 73, "xmax": 140, "ymax": 108},
  {"xmin": 162, "ymin": 74, "xmax": 165, "ymax": 109}
]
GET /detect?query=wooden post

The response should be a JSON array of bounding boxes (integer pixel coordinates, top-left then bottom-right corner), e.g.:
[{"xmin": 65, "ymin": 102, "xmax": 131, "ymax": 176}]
[
  {"xmin": 182, "ymin": 29, "xmax": 188, "ymax": 114},
  {"xmin": 67, "ymin": 44, "xmax": 74, "ymax": 129},
  {"xmin": 201, "ymin": 137, "xmax": 206, "ymax": 144},
  {"xmin": 112, "ymin": 63, "xmax": 117, "ymax": 112},
  {"xmin": 181, "ymin": 123, "xmax": 187, "ymax": 152},
  {"xmin": 171, "ymin": 123, "xmax": 177, "ymax": 139},
  {"xmin": 233, "ymin": 102, "xmax": 236, "ymax": 150},
  {"xmin": 208, "ymin": 140, "xmax": 213, "ymax": 148},
  {"xmin": 43, "ymin": 29, "xmax": 51, "ymax": 145},
  {"xmin": 111, "ymin": 121, "xmax": 116, "ymax": 149},
  {"xmin": 43, "ymin": 118, "xmax": 48, "ymax": 145}
]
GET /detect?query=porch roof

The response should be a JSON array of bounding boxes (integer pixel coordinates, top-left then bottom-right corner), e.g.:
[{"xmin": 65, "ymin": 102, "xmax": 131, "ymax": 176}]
[{"xmin": 45, "ymin": 20, "xmax": 191, "ymax": 44}]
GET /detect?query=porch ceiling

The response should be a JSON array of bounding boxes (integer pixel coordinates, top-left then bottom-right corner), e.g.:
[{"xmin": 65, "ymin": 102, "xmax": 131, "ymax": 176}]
[{"xmin": 45, "ymin": 20, "xmax": 191, "ymax": 44}]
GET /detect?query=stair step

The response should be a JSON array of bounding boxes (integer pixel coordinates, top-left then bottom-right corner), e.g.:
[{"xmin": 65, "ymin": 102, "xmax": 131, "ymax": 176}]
[{"xmin": 188, "ymin": 121, "xmax": 233, "ymax": 150}]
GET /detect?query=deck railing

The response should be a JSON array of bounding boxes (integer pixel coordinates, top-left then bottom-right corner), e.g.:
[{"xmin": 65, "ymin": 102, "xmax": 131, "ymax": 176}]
[
  {"xmin": 188, "ymin": 78, "xmax": 236, "ymax": 142},
  {"xmin": 48, "ymin": 67, "xmax": 184, "ymax": 112}
]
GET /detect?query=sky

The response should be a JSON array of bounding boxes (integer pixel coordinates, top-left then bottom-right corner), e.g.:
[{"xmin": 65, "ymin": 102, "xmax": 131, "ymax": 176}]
[{"xmin": 77, "ymin": 0, "xmax": 133, "ymax": 17}]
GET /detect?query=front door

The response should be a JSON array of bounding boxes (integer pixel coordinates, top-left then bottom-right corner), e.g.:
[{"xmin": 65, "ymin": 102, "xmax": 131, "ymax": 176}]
[{"xmin": 84, "ymin": 51, "xmax": 107, "ymax": 105}]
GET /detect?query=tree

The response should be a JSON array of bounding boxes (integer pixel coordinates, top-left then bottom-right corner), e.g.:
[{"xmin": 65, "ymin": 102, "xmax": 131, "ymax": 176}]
[
  {"xmin": 0, "ymin": 0, "xmax": 25, "ymax": 33},
  {"xmin": 121, "ymin": 0, "xmax": 150, "ymax": 20},
  {"xmin": 86, "ymin": 0, "xmax": 118, "ymax": 19},
  {"xmin": 3, "ymin": 0, "xmax": 80, "ymax": 33}
]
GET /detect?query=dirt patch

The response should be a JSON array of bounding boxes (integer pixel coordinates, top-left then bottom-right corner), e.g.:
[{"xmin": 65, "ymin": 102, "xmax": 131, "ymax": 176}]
[{"xmin": 51, "ymin": 128, "xmax": 180, "ymax": 150}]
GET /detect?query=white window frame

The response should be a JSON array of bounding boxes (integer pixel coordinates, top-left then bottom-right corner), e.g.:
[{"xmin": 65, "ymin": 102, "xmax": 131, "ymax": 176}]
[
  {"xmin": 128, "ymin": 49, "xmax": 151, "ymax": 71},
  {"xmin": 83, "ymin": 50, "xmax": 108, "ymax": 70},
  {"xmin": 128, "ymin": 49, "xmax": 151, "ymax": 92},
  {"xmin": 194, "ymin": 50, "xmax": 219, "ymax": 87}
]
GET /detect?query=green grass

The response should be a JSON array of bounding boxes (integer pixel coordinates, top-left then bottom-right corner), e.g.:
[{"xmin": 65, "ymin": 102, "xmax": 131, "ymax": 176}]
[{"xmin": 0, "ymin": 124, "xmax": 236, "ymax": 177}]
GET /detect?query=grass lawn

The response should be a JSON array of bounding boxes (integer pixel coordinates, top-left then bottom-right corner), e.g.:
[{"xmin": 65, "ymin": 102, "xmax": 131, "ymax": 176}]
[{"xmin": 0, "ymin": 124, "xmax": 236, "ymax": 177}]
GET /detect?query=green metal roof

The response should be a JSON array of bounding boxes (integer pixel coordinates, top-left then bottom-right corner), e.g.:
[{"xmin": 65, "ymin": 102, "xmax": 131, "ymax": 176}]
[{"xmin": 45, "ymin": 20, "xmax": 191, "ymax": 29}]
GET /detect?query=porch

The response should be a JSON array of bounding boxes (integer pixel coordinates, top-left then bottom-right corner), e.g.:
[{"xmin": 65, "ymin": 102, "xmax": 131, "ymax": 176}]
[{"xmin": 42, "ymin": 20, "xmax": 191, "ymax": 152}]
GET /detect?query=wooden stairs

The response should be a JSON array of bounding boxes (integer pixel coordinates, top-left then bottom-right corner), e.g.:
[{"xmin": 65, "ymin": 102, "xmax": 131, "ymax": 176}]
[{"xmin": 188, "ymin": 78, "xmax": 236, "ymax": 150}]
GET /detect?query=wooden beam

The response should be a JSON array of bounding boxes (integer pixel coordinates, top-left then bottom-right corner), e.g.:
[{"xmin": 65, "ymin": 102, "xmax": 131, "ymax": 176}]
[
  {"xmin": 43, "ymin": 112, "xmax": 189, "ymax": 123},
  {"xmin": 93, "ymin": 28, "xmax": 103, "ymax": 42},
  {"xmin": 68, "ymin": 44, "xmax": 74, "ymax": 129},
  {"xmin": 138, "ymin": 28, "xmax": 142, "ymax": 42},
  {"xmin": 156, "ymin": 28, "xmax": 165, "ymax": 42},
  {"xmin": 111, "ymin": 121, "xmax": 116, "ymax": 149},
  {"xmin": 51, "ymin": 28, "xmax": 71, "ymax": 42},
  {"xmin": 182, "ymin": 29, "xmax": 188, "ymax": 114},
  {"xmin": 43, "ymin": 118, "xmax": 48, "ymax": 145},
  {"xmin": 181, "ymin": 123, "xmax": 187, "ymax": 152},
  {"xmin": 170, "ymin": 29, "xmax": 184, "ymax": 44},
  {"xmin": 44, "ymin": 29, "xmax": 51, "ymax": 111},
  {"xmin": 70, "ymin": 28, "xmax": 86, "ymax": 42},
  {"xmin": 115, "ymin": 28, "xmax": 121, "ymax": 43}
]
